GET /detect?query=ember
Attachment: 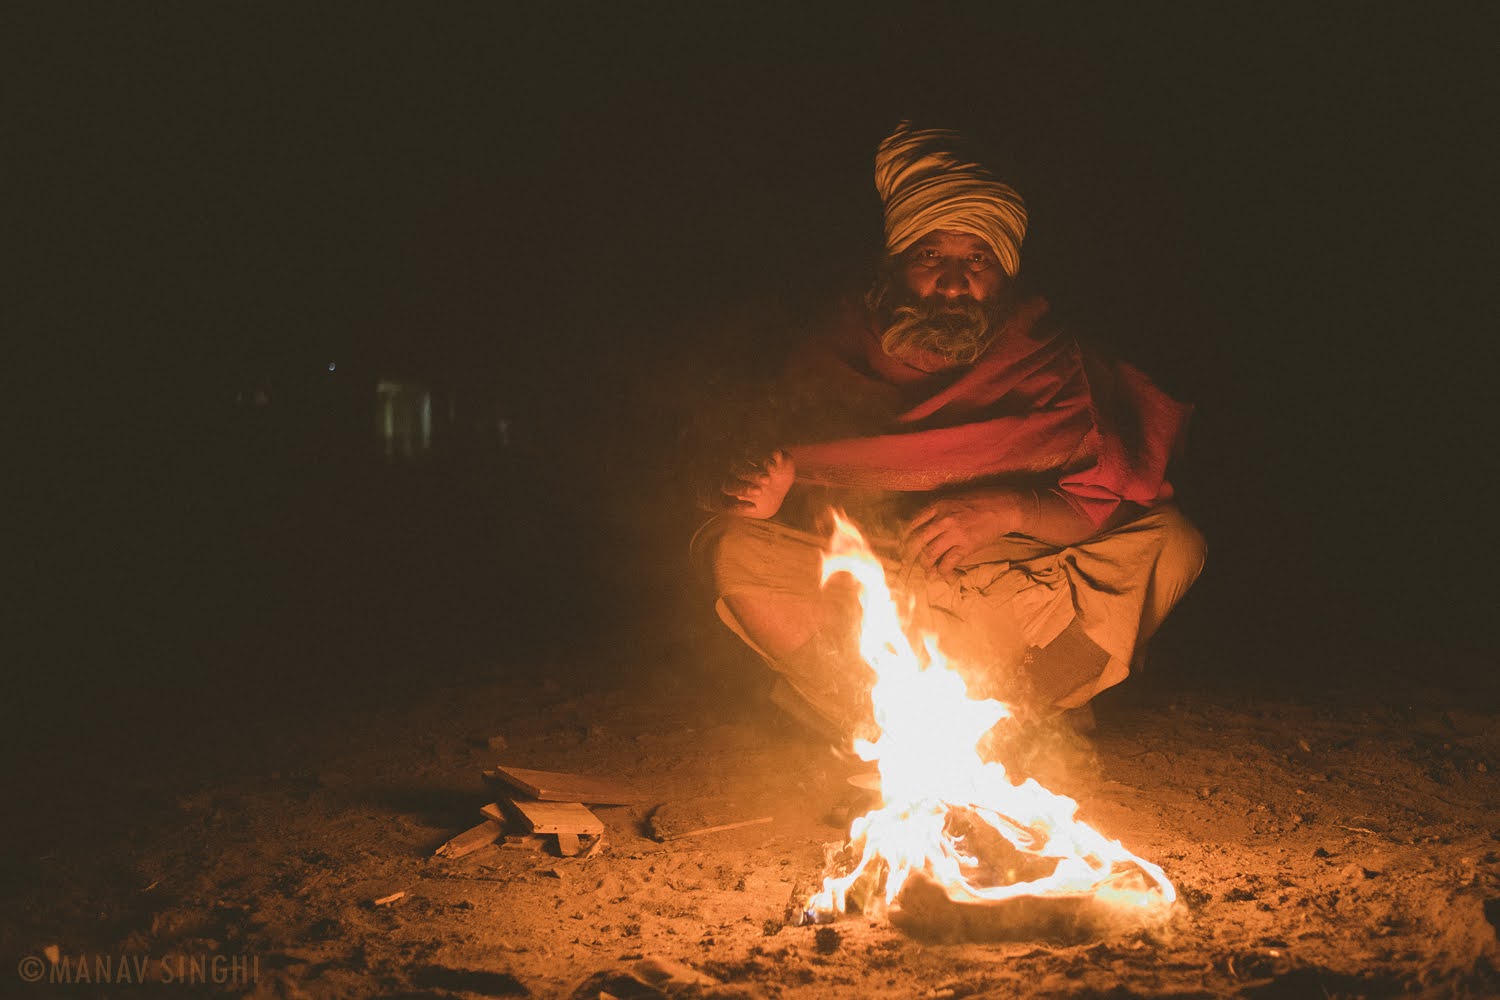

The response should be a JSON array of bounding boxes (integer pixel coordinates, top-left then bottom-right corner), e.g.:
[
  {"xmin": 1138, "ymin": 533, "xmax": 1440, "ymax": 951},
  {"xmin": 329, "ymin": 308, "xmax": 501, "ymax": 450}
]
[{"xmin": 802, "ymin": 513, "xmax": 1175, "ymax": 938}]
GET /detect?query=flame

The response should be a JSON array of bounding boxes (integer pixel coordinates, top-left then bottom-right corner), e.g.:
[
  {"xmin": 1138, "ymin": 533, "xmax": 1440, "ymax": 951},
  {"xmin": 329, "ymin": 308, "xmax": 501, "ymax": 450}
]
[{"xmin": 806, "ymin": 512, "xmax": 1174, "ymax": 924}]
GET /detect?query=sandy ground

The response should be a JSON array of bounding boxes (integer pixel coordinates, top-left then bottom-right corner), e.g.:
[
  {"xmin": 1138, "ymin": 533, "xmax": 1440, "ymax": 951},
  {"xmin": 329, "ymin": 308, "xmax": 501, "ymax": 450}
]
[{"xmin": 6, "ymin": 602, "xmax": 1499, "ymax": 999}]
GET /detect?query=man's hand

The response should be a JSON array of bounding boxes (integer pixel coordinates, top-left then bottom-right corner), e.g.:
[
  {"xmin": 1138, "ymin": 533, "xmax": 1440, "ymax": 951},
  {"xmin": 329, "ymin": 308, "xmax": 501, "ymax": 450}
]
[
  {"xmin": 904, "ymin": 489, "xmax": 1027, "ymax": 576},
  {"xmin": 721, "ymin": 449, "xmax": 796, "ymax": 519}
]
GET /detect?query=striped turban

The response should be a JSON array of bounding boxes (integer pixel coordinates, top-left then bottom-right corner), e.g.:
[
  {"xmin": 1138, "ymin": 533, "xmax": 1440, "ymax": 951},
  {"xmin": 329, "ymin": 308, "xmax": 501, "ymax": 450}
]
[{"xmin": 875, "ymin": 122, "xmax": 1028, "ymax": 277}]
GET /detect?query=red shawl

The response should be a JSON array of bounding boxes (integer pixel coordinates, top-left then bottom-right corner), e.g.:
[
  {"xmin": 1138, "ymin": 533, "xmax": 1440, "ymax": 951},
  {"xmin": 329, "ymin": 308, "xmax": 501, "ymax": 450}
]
[{"xmin": 784, "ymin": 297, "xmax": 1191, "ymax": 526}]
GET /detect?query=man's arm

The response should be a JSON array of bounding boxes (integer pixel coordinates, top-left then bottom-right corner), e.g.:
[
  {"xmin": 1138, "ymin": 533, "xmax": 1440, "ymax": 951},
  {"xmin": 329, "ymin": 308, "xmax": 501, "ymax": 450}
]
[
  {"xmin": 1017, "ymin": 488, "xmax": 1106, "ymax": 547},
  {"xmin": 904, "ymin": 486, "xmax": 1100, "ymax": 576}
]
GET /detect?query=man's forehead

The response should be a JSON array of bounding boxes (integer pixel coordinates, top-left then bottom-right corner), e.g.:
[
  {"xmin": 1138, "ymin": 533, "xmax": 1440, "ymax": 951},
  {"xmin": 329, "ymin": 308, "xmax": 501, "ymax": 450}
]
[{"xmin": 909, "ymin": 230, "xmax": 996, "ymax": 255}]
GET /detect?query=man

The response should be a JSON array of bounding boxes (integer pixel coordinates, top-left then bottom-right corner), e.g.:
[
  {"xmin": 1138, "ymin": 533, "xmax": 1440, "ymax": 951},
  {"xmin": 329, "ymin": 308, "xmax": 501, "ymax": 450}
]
[{"xmin": 694, "ymin": 123, "xmax": 1205, "ymax": 739}]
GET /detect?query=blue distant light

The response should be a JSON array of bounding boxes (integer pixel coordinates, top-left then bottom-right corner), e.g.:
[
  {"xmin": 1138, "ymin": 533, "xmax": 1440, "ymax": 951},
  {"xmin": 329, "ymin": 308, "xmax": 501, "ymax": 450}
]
[{"xmin": 327, "ymin": 362, "xmax": 337, "ymax": 372}]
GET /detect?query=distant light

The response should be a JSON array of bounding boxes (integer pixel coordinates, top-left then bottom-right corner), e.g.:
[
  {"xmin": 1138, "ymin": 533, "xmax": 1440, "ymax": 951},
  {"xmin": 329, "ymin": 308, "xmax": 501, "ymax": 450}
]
[{"xmin": 327, "ymin": 362, "xmax": 337, "ymax": 372}]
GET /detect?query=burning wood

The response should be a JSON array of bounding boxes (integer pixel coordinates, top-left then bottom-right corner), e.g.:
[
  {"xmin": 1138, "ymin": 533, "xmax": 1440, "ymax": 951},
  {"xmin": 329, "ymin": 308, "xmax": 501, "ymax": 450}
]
[{"xmin": 798, "ymin": 513, "xmax": 1175, "ymax": 938}]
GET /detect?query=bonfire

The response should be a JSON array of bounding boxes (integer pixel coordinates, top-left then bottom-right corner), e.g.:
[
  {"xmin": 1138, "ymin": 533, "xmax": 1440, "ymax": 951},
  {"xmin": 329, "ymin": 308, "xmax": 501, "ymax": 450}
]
[{"xmin": 800, "ymin": 513, "xmax": 1175, "ymax": 941}]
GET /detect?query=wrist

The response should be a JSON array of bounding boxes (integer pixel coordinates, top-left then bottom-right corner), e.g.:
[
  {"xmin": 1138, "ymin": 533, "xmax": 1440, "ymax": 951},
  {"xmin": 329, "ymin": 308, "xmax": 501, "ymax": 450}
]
[{"xmin": 975, "ymin": 487, "xmax": 1029, "ymax": 536}]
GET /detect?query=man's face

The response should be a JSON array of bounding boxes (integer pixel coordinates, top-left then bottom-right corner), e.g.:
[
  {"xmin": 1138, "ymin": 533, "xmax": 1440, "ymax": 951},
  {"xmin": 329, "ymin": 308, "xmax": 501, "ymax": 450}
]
[
  {"xmin": 875, "ymin": 230, "xmax": 1013, "ymax": 368},
  {"xmin": 899, "ymin": 230, "xmax": 1007, "ymax": 303}
]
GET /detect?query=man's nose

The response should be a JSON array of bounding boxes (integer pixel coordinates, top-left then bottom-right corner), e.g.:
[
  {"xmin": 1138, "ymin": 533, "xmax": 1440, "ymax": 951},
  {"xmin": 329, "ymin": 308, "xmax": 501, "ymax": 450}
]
[{"xmin": 934, "ymin": 262, "xmax": 968, "ymax": 297}]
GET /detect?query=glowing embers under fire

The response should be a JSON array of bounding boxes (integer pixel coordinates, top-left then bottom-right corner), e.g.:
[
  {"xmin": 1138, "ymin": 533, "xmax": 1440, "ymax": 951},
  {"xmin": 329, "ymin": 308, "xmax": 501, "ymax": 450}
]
[{"xmin": 802, "ymin": 513, "xmax": 1174, "ymax": 940}]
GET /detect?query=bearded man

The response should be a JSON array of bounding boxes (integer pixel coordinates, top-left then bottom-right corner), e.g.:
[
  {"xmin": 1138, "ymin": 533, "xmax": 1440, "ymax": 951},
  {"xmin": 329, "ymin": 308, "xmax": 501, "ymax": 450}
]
[{"xmin": 693, "ymin": 123, "xmax": 1205, "ymax": 739}]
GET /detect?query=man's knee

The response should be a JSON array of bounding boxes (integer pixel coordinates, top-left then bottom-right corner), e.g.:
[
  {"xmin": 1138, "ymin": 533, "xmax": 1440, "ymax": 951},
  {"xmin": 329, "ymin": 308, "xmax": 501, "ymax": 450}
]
[
  {"xmin": 1152, "ymin": 505, "xmax": 1206, "ymax": 593},
  {"xmin": 693, "ymin": 516, "xmax": 770, "ymax": 597},
  {"xmin": 697, "ymin": 516, "xmax": 823, "ymax": 602},
  {"xmin": 692, "ymin": 515, "xmax": 744, "ymax": 577},
  {"xmin": 1139, "ymin": 505, "xmax": 1206, "ymax": 629}
]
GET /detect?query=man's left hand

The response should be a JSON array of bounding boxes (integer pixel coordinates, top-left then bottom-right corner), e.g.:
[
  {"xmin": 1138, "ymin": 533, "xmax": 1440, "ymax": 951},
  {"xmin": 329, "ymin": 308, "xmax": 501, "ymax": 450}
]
[{"xmin": 904, "ymin": 489, "xmax": 1027, "ymax": 576}]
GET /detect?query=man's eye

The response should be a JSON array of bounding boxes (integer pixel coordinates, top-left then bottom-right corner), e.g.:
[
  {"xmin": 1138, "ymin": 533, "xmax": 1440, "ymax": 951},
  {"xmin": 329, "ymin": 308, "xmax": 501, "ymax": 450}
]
[{"xmin": 968, "ymin": 255, "xmax": 992, "ymax": 269}]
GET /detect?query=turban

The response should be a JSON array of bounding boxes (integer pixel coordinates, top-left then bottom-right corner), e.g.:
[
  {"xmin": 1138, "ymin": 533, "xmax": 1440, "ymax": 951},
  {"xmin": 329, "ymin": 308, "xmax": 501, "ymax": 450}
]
[{"xmin": 875, "ymin": 122, "xmax": 1028, "ymax": 277}]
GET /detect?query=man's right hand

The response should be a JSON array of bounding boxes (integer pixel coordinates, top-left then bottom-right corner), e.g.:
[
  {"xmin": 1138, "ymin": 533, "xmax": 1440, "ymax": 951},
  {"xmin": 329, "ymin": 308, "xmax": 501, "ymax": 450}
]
[{"xmin": 721, "ymin": 449, "xmax": 796, "ymax": 519}]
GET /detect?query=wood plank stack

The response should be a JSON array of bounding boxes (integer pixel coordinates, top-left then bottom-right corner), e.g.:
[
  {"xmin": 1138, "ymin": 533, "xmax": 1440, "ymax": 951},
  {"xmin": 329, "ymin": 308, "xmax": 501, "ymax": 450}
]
[{"xmin": 432, "ymin": 765, "xmax": 642, "ymax": 860}]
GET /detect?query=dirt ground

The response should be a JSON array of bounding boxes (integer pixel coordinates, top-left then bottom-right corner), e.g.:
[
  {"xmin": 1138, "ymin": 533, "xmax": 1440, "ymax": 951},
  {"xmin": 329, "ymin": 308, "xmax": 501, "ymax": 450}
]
[{"xmin": 6, "ymin": 603, "xmax": 1499, "ymax": 1000}]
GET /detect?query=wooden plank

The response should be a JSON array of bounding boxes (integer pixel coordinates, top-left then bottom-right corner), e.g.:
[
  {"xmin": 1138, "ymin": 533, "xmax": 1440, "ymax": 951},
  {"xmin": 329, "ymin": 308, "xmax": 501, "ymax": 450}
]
[
  {"xmin": 486, "ymin": 765, "xmax": 643, "ymax": 805},
  {"xmin": 555, "ymin": 832, "xmax": 581, "ymax": 857},
  {"xmin": 434, "ymin": 819, "xmax": 503, "ymax": 859},
  {"xmin": 657, "ymin": 815, "xmax": 774, "ymax": 842},
  {"xmin": 478, "ymin": 802, "xmax": 507, "ymax": 825},
  {"xmin": 511, "ymin": 799, "xmax": 604, "ymax": 836}
]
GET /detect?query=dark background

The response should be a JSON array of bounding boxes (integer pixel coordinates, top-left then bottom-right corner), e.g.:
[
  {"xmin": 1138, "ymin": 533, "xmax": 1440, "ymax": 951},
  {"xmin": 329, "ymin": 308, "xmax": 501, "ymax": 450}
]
[{"xmin": 8, "ymin": 4, "xmax": 1494, "ymax": 751}]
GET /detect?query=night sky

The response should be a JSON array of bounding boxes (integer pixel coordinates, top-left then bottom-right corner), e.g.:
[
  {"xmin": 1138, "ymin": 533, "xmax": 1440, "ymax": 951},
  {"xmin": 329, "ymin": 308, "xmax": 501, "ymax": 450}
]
[{"xmin": 12, "ymin": 5, "xmax": 1494, "ymax": 728}]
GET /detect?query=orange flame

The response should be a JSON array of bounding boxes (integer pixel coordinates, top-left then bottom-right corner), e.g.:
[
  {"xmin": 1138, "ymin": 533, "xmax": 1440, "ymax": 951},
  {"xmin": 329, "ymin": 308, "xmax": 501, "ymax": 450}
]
[{"xmin": 807, "ymin": 512, "xmax": 1174, "ymax": 921}]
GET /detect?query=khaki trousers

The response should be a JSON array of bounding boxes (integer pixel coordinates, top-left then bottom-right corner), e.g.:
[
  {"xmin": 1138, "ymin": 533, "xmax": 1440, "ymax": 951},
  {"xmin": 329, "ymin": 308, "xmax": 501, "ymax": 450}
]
[{"xmin": 692, "ymin": 504, "xmax": 1205, "ymax": 726}]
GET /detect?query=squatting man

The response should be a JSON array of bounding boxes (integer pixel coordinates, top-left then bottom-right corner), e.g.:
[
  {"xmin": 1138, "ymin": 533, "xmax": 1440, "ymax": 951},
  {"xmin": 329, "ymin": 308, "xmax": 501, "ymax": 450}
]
[{"xmin": 694, "ymin": 123, "xmax": 1205, "ymax": 740}]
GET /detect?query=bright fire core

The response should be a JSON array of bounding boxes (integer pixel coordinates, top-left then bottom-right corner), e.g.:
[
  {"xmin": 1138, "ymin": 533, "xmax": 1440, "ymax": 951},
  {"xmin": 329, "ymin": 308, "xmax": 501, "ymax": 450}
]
[{"xmin": 805, "ymin": 513, "xmax": 1175, "ymax": 926}]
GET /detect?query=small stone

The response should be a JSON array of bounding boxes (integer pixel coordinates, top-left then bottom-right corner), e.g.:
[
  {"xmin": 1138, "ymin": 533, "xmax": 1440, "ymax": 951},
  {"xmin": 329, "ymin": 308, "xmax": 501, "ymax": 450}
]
[
  {"xmin": 486, "ymin": 735, "xmax": 508, "ymax": 752},
  {"xmin": 1313, "ymin": 847, "xmax": 1331, "ymax": 858},
  {"xmin": 635, "ymin": 955, "xmax": 718, "ymax": 988},
  {"xmin": 814, "ymin": 926, "xmax": 842, "ymax": 954}
]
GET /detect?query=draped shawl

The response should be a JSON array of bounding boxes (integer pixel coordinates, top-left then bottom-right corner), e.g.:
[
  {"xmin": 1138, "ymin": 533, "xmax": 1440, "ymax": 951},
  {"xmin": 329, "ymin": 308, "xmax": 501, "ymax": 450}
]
[{"xmin": 784, "ymin": 298, "xmax": 1191, "ymax": 527}]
